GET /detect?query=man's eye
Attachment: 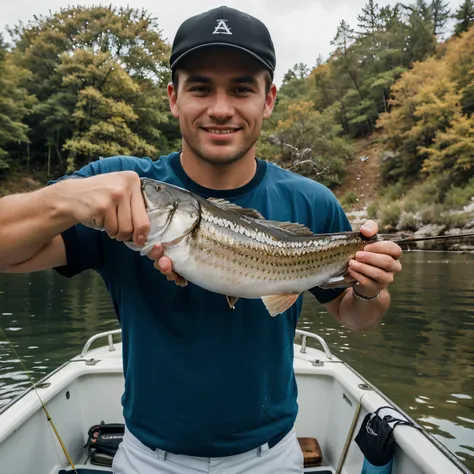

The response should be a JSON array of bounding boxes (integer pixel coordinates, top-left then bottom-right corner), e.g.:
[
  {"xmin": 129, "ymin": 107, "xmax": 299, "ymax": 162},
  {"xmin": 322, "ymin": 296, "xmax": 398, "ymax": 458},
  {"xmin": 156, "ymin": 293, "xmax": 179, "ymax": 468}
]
[
  {"xmin": 190, "ymin": 87, "xmax": 209, "ymax": 93},
  {"xmin": 235, "ymin": 87, "xmax": 253, "ymax": 93}
]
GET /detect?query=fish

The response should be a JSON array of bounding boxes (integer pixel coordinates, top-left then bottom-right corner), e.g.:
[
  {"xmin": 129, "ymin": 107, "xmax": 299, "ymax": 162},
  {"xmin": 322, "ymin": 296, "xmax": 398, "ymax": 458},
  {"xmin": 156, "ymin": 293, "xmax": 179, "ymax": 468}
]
[{"xmin": 123, "ymin": 178, "xmax": 379, "ymax": 316}]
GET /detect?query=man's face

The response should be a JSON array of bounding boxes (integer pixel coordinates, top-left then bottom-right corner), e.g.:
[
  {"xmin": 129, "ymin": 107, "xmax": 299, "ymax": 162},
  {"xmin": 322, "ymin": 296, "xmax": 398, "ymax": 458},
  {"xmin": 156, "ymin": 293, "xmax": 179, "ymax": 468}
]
[{"xmin": 168, "ymin": 48, "xmax": 277, "ymax": 166}]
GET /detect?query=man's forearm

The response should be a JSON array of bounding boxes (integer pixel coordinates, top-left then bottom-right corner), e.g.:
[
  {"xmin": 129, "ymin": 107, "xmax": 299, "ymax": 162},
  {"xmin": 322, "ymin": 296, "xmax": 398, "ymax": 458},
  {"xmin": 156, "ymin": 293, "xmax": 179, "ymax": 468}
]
[
  {"xmin": 0, "ymin": 184, "xmax": 76, "ymax": 269},
  {"xmin": 336, "ymin": 287, "xmax": 390, "ymax": 331}
]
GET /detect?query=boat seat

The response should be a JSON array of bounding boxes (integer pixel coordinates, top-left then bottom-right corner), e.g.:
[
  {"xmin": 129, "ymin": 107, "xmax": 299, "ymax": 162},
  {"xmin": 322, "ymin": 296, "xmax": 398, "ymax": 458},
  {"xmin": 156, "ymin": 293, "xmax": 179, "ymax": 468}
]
[{"xmin": 298, "ymin": 437, "xmax": 323, "ymax": 468}]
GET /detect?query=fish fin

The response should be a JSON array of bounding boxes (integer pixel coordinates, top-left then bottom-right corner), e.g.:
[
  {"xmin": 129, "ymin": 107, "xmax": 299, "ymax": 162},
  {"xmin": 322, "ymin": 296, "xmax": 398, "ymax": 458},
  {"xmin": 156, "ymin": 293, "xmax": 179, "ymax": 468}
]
[
  {"xmin": 123, "ymin": 241, "xmax": 156, "ymax": 257},
  {"xmin": 207, "ymin": 198, "xmax": 265, "ymax": 220},
  {"xmin": 226, "ymin": 296, "xmax": 239, "ymax": 309},
  {"xmin": 262, "ymin": 221, "xmax": 316, "ymax": 237},
  {"xmin": 319, "ymin": 273, "xmax": 356, "ymax": 289},
  {"xmin": 261, "ymin": 293, "xmax": 301, "ymax": 317}
]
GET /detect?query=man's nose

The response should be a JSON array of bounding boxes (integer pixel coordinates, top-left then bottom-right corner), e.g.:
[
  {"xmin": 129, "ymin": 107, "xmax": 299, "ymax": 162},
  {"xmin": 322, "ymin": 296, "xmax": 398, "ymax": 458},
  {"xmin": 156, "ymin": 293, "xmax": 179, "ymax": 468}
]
[{"xmin": 207, "ymin": 91, "xmax": 234, "ymax": 120}]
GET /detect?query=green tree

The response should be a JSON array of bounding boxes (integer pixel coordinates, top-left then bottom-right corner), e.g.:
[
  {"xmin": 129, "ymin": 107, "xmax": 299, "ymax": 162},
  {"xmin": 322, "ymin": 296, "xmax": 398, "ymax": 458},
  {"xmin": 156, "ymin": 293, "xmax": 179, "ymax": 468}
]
[
  {"xmin": 0, "ymin": 35, "xmax": 35, "ymax": 171},
  {"xmin": 259, "ymin": 100, "xmax": 353, "ymax": 187},
  {"xmin": 453, "ymin": 0, "xmax": 474, "ymax": 36},
  {"xmin": 7, "ymin": 5, "xmax": 172, "ymax": 173},
  {"xmin": 402, "ymin": 0, "xmax": 436, "ymax": 61},
  {"xmin": 431, "ymin": 0, "xmax": 450, "ymax": 36},
  {"xmin": 278, "ymin": 63, "xmax": 311, "ymax": 100}
]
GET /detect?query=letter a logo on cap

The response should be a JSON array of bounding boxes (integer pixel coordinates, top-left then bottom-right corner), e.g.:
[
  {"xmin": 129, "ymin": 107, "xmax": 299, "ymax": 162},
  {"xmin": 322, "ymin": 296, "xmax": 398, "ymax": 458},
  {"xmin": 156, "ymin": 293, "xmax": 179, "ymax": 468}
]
[{"xmin": 213, "ymin": 19, "xmax": 232, "ymax": 35}]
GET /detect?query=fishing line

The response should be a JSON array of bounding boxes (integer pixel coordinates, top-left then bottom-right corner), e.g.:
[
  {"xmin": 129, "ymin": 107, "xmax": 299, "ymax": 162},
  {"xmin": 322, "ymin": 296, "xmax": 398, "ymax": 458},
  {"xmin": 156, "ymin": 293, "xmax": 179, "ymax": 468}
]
[
  {"xmin": 391, "ymin": 231, "xmax": 474, "ymax": 245},
  {"xmin": 0, "ymin": 327, "xmax": 78, "ymax": 473}
]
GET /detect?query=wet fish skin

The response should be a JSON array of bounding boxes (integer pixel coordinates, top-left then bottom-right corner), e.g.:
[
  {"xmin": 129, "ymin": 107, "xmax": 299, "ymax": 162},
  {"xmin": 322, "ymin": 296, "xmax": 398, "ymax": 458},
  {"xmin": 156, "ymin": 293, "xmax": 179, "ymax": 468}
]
[{"xmin": 124, "ymin": 178, "xmax": 378, "ymax": 316}]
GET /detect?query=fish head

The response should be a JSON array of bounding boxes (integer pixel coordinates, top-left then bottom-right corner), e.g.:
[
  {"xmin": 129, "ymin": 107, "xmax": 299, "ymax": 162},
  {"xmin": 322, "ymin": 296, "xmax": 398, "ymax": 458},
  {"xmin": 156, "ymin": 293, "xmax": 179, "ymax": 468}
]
[{"xmin": 139, "ymin": 178, "xmax": 200, "ymax": 251}]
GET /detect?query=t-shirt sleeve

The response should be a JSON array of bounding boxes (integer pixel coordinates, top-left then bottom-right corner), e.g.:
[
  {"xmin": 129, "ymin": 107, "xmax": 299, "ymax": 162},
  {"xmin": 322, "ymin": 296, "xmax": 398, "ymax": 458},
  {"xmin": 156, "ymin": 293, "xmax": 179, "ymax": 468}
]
[
  {"xmin": 309, "ymin": 190, "xmax": 353, "ymax": 304},
  {"xmin": 47, "ymin": 161, "xmax": 104, "ymax": 278}
]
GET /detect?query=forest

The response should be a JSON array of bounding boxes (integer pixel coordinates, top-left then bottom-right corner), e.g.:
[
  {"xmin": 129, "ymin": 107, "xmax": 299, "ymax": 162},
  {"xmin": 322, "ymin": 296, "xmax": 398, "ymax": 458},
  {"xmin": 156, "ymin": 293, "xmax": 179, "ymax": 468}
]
[{"xmin": 1, "ymin": 1, "xmax": 474, "ymax": 231}]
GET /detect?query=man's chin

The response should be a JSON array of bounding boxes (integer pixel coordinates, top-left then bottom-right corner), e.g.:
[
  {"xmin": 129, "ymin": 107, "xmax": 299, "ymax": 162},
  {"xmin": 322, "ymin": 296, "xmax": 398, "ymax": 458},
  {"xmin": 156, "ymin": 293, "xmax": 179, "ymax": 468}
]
[{"xmin": 197, "ymin": 148, "xmax": 249, "ymax": 166}]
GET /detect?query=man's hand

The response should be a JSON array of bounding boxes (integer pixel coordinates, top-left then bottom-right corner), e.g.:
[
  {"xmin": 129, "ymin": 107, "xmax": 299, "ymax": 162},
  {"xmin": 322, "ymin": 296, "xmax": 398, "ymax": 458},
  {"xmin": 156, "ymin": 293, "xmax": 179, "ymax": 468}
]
[
  {"xmin": 348, "ymin": 220, "xmax": 402, "ymax": 298},
  {"xmin": 146, "ymin": 244, "xmax": 187, "ymax": 287},
  {"xmin": 58, "ymin": 171, "xmax": 150, "ymax": 246}
]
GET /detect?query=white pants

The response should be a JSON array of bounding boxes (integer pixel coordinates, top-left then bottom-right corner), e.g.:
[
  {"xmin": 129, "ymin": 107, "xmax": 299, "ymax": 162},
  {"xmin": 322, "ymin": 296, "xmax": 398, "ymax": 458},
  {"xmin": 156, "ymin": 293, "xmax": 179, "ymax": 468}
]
[{"xmin": 112, "ymin": 426, "xmax": 304, "ymax": 474}]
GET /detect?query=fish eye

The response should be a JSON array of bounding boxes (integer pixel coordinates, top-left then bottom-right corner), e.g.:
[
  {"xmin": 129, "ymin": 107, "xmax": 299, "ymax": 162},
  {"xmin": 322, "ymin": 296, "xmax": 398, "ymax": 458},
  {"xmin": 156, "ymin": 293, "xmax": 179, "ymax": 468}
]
[{"xmin": 155, "ymin": 184, "xmax": 164, "ymax": 191}]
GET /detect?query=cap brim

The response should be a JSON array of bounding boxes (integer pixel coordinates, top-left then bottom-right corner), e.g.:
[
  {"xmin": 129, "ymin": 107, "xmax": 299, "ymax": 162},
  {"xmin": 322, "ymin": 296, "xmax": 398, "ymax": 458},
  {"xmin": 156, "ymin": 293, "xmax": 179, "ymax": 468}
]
[{"xmin": 170, "ymin": 42, "xmax": 274, "ymax": 75}]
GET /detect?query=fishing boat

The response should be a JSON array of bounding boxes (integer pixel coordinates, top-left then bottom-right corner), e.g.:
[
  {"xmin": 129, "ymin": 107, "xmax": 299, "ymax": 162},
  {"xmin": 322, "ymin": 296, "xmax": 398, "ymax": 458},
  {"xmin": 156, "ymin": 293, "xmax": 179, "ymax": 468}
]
[{"xmin": 0, "ymin": 328, "xmax": 470, "ymax": 474}]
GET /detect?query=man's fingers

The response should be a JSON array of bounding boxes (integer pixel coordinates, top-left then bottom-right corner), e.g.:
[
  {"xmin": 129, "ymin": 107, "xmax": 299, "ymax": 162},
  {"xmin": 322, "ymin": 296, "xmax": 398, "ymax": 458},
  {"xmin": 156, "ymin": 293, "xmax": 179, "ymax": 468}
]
[
  {"xmin": 349, "ymin": 259, "xmax": 395, "ymax": 286},
  {"xmin": 103, "ymin": 206, "xmax": 119, "ymax": 239},
  {"xmin": 116, "ymin": 196, "xmax": 133, "ymax": 242},
  {"xmin": 347, "ymin": 267, "xmax": 379, "ymax": 291},
  {"xmin": 130, "ymin": 186, "xmax": 150, "ymax": 246},
  {"xmin": 152, "ymin": 257, "xmax": 188, "ymax": 287},
  {"xmin": 147, "ymin": 244, "xmax": 165, "ymax": 261},
  {"xmin": 354, "ymin": 251, "xmax": 402, "ymax": 274},
  {"xmin": 155, "ymin": 256, "xmax": 173, "ymax": 274},
  {"xmin": 362, "ymin": 241, "xmax": 403, "ymax": 260},
  {"xmin": 360, "ymin": 220, "xmax": 378, "ymax": 237}
]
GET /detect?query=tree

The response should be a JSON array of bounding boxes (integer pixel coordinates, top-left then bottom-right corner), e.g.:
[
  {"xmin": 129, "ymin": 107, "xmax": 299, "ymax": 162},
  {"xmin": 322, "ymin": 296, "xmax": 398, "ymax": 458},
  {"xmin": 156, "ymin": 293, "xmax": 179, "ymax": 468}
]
[
  {"xmin": 357, "ymin": 1, "xmax": 383, "ymax": 41},
  {"xmin": 376, "ymin": 58, "xmax": 461, "ymax": 182},
  {"xmin": 278, "ymin": 64, "xmax": 311, "ymax": 100},
  {"xmin": 258, "ymin": 100, "xmax": 353, "ymax": 187},
  {"xmin": 0, "ymin": 35, "xmax": 35, "ymax": 171},
  {"xmin": 453, "ymin": 0, "xmax": 474, "ymax": 36},
  {"xmin": 443, "ymin": 26, "xmax": 474, "ymax": 115},
  {"xmin": 420, "ymin": 114, "xmax": 474, "ymax": 182},
  {"xmin": 401, "ymin": 0, "xmax": 436, "ymax": 61},
  {"xmin": 431, "ymin": 0, "xmax": 450, "ymax": 37},
  {"xmin": 7, "ymin": 5, "xmax": 172, "ymax": 173}
]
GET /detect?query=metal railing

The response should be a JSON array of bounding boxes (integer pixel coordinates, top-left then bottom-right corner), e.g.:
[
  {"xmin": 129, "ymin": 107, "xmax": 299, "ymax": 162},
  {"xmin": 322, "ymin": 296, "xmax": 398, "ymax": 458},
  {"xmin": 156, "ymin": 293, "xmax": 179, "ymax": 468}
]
[
  {"xmin": 80, "ymin": 329, "xmax": 122, "ymax": 357},
  {"xmin": 79, "ymin": 328, "xmax": 333, "ymax": 360},
  {"xmin": 295, "ymin": 329, "xmax": 333, "ymax": 359}
]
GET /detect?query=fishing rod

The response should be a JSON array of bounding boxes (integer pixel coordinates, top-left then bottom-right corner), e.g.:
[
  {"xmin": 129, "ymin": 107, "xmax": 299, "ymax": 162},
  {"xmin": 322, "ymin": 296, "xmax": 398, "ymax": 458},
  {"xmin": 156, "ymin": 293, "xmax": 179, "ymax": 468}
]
[
  {"xmin": 0, "ymin": 327, "xmax": 78, "ymax": 473},
  {"xmin": 386, "ymin": 231, "xmax": 474, "ymax": 247}
]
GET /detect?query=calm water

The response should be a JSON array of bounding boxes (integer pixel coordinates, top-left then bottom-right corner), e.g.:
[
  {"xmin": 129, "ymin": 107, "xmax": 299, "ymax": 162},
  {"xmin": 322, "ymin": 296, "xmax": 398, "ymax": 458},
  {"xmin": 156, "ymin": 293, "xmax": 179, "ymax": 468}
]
[{"xmin": 0, "ymin": 252, "xmax": 473, "ymax": 470}]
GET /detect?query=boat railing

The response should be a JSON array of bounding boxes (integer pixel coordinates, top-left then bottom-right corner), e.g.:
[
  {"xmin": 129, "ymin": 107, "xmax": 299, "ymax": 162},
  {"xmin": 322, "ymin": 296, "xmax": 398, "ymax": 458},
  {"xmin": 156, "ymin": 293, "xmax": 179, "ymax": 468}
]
[
  {"xmin": 80, "ymin": 328, "xmax": 334, "ymax": 360},
  {"xmin": 295, "ymin": 329, "xmax": 333, "ymax": 359},
  {"xmin": 80, "ymin": 329, "xmax": 122, "ymax": 357}
]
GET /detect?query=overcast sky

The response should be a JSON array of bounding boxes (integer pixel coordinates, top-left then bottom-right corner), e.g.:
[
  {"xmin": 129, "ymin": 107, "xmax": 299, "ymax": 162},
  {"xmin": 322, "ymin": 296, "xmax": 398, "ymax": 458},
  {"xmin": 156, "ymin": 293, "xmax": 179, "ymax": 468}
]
[{"xmin": 0, "ymin": 0, "xmax": 464, "ymax": 85}]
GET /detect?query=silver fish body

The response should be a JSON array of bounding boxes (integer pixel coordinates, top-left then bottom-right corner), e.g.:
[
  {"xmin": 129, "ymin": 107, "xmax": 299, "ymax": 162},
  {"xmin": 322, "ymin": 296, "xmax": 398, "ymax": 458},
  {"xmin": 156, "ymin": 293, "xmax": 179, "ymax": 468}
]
[{"xmin": 125, "ymin": 178, "xmax": 377, "ymax": 316}]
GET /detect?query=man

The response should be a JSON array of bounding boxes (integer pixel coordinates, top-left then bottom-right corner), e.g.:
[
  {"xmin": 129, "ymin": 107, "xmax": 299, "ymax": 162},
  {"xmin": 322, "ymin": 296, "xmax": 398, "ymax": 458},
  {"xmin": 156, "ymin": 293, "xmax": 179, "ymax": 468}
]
[{"xmin": 0, "ymin": 6, "xmax": 402, "ymax": 474}]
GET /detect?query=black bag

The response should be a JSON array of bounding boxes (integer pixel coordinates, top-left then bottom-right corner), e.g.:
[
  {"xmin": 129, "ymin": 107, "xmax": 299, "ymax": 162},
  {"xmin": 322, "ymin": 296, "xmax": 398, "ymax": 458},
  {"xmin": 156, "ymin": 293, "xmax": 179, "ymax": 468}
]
[
  {"xmin": 84, "ymin": 421, "xmax": 125, "ymax": 467},
  {"xmin": 355, "ymin": 406, "xmax": 420, "ymax": 467}
]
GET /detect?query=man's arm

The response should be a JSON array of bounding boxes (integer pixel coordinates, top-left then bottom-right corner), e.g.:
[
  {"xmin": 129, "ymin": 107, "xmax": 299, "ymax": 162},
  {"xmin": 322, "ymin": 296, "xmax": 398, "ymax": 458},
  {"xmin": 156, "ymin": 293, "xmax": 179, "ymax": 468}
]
[
  {"xmin": 0, "ymin": 171, "xmax": 149, "ymax": 273},
  {"xmin": 323, "ymin": 220, "xmax": 402, "ymax": 331}
]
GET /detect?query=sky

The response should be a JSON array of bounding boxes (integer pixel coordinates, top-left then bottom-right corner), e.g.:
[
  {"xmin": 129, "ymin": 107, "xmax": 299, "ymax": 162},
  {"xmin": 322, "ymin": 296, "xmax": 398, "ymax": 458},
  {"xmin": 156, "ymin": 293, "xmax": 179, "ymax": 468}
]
[{"xmin": 0, "ymin": 0, "xmax": 464, "ymax": 86}]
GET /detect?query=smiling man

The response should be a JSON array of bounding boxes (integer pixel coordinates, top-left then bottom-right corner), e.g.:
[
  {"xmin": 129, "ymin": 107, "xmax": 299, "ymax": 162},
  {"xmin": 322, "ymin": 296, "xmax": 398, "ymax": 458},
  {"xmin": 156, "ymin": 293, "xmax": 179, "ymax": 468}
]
[{"xmin": 0, "ymin": 5, "xmax": 402, "ymax": 474}]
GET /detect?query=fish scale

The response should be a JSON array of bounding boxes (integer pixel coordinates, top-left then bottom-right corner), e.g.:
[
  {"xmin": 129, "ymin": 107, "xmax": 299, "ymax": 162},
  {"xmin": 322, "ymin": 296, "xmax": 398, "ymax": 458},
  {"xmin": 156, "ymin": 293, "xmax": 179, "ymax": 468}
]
[{"xmin": 163, "ymin": 199, "xmax": 373, "ymax": 311}]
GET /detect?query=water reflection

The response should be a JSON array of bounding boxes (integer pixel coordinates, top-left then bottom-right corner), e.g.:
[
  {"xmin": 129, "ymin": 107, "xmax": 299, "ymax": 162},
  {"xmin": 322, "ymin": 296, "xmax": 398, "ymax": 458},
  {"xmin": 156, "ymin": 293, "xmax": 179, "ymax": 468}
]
[{"xmin": 0, "ymin": 252, "xmax": 473, "ymax": 470}]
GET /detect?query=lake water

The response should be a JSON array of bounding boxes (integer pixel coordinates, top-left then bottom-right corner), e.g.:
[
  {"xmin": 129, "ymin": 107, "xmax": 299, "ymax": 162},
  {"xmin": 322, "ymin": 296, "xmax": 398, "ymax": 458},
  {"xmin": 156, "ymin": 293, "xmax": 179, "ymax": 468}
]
[{"xmin": 0, "ymin": 251, "xmax": 473, "ymax": 471}]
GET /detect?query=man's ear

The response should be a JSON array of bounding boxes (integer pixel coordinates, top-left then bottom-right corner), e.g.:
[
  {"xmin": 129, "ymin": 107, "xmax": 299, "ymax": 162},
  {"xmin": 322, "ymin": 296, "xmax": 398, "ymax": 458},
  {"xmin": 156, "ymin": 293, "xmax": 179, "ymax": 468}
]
[
  {"xmin": 263, "ymin": 83, "xmax": 277, "ymax": 120},
  {"xmin": 168, "ymin": 82, "xmax": 179, "ymax": 118}
]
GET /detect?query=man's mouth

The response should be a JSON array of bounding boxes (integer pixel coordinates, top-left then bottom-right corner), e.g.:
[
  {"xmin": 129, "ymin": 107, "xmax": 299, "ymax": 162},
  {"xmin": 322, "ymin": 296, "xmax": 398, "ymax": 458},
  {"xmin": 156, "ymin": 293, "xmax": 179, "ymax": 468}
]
[{"xmin": 202, "ymin": 127, "xmax": 241, "ymax": 135}]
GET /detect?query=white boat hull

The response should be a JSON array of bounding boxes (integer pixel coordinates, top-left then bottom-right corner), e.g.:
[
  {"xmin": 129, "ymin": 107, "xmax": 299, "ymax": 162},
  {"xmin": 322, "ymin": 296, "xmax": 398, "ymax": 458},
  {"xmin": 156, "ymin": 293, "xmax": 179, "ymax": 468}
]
[{"xmin": 0, "ymin": 329, "xmax": 469, "ymax": 474}]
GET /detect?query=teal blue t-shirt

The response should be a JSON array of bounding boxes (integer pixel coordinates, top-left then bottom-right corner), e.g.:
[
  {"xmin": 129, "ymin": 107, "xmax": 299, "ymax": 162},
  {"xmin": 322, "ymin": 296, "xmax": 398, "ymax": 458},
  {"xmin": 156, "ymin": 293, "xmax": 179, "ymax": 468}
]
[{"xmin": 52, "ymin": 152, "xmax": 351, "ymax": 457}]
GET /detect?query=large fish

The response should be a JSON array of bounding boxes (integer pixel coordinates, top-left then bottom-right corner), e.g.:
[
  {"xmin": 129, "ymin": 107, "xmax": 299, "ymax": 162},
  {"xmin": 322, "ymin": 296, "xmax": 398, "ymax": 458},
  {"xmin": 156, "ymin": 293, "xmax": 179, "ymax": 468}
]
[{"xmin": 124, "ymin": 178, "xmax": 377, "ymax": 316}]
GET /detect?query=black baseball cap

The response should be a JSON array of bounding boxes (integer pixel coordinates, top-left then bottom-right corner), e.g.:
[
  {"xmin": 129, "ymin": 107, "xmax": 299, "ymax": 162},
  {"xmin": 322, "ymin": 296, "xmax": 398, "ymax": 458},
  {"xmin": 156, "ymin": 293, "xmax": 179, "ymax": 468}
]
[{"xmin": 170, "ymin": 6, "xmax": 276, "ymax": 78}]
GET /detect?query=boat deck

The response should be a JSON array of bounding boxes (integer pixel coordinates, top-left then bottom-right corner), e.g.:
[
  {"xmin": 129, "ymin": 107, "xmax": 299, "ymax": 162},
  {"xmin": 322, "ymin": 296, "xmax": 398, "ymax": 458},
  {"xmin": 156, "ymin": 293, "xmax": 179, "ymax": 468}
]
[{"xmin": 0, "ymin": 329, "xmax": 470, "ymax": 474}]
